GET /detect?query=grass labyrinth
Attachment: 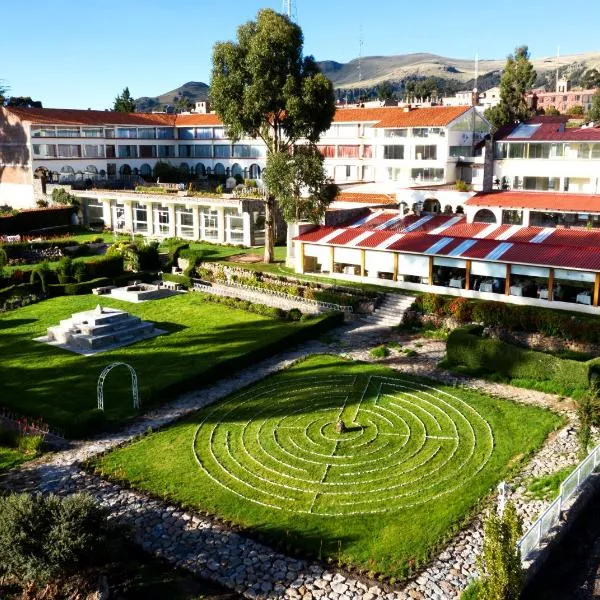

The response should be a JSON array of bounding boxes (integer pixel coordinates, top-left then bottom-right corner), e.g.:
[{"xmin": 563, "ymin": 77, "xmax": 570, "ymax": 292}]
[{"xmin": 97, "ymin": 355, "xmax": 562, "ymax": 577}]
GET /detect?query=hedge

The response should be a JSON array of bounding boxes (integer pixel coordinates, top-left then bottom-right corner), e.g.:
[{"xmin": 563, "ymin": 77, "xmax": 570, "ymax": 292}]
[
  {"xmin": 445, "ymin": 326, "xmax": 600, "ymax": 397},
  {"xmin": 0, "ymin": 282, "xmax": 40, "ymax": 304},
  {"xmin": 83, "ymin": 255, "xmax": 124, "ymax": 279},
  {"xmin": 0, "ymin": 207, "xmax": 74, "ymax": 235},
  {"xmin": 162, "ymin": 272, "xmax": 192, "ymax": 288},
  {"xmin": 48, "ymin": 277, "xmax": 111, "ymax": 297},
  {"xmin": 413, "ymin": 293, "xmax": 600, "ymax": 344}
]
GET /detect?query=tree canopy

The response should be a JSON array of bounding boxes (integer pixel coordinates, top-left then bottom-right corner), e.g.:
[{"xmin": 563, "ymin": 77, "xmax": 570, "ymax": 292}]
[
  {"xmin": 5, "ymin": 96, "xmax": 43, "ymax": 108},
  {"xmin": 588, "ymin": 90, "xmax": 600, "ymax": 122},
  {"xmin": 113, "ymin": 87, "xmax": 136, "ymax": 112},
  {"xmin": 209, "ymin": 9, "xmax": 336, "ymax": 262},
  {"xmin": 376, "ymin": 81, "xmax": 394, "ymax": 101},
  {"xmin": 262, "ymin": 145, "xmax": 338, "ymax": 224},
  {"xmin": 484, "ymin": 46, "xmax": 536, "ymax": 131},
  {"xmin": 581, "ymin": 68, "xmax": 600, "ymax": 90}
]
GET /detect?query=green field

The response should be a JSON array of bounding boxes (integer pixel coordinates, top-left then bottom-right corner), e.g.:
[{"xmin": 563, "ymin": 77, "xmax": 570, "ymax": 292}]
[
  {"xmin": 0, "ymin": 294, "xmax": 328, "ymax": 436},
  {"xmin": 94, "ymin": 355, "xmax": 562, "ymax": 579}
]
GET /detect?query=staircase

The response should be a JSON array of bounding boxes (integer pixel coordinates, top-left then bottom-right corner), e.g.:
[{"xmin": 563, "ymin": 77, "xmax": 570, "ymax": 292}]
[{"xmin": 361, "ymin": 293, "xmax": 415, "ymax": 328}]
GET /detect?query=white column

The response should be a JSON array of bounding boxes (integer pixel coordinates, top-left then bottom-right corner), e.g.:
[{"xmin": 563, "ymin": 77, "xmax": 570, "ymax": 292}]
[
  {"xmin": 217, "ymin": 206, "xmax": 226, "ymax": 243},
  {"xmin": 295, "ymin": 242, "xmax": 305, "ymax": 274},
  {"xmin": 145, "ymin": 202, "xmax": 154, "ymax": 237},
  {"xmin": 192, "ymin": 204, "xmax": 200, "ymax": 241},
  {"xmin": 123, "ymin": 200, "xmax": 134, "ymax": 232},
  {"xmin": 242, "ymin": 211, "xmax": 252, "ymax": 247},
  {"xmin": 101, "ymin": 199, "xmax": 112, "ymax": 229},
  {"xmin": 168, "ymin": 204, "xmax": 176, "ymax": 237}
]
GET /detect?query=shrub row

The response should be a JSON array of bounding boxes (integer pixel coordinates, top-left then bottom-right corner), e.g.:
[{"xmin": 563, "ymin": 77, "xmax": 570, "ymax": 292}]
[
  {"xmin": 445, "ymin": 326, "xmax": 600, "ymax": 397},
  {"xmin": 48, "ymin": 277, "xmax": 111, "ymax": 297},
  {"xmin": 413, "ymin": 293, "xmax": 600, "ymax": 344},
  {"xmin": 0, "ymin": 207, "xmax": 74, "ymax": 236}
]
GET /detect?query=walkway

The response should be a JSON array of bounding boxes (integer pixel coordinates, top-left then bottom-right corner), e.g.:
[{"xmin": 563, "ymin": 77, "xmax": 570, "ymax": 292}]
[{"xmin": 1, "ymin": 315, "xmax": 580, "ymax": 600}]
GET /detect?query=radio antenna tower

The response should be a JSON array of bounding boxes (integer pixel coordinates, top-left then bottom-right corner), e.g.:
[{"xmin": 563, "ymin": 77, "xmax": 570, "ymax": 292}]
[
  {"xmin": 357, "ymin": 25, "xmax": 363, "ymax": 102},
  {"xmin": 282, "ymin": 0, "xmax": 297, "ymax": 21}
]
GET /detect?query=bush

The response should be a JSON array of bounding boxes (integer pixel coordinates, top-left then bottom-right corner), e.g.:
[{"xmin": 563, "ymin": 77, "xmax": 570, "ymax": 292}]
[
  {"xmin": 370, "ymin": 345, "xmax": 390, "ymax": 359},
  {"xmin": 48, "ymin": 277, "xmax": 111, "ymax": 297},
  {"xmin": 162, "ymin": 272, "xmax": 192, "ymax": 289},
  {"xmin": 51, "ymin": 187, "xmax": 80, "ymax": 208},
  {"xmin": 288, "ymin": 308, "xmax": 302, "ymax": 321},
  {"xmin": 0, "ymin": 493, "xmax": 107, "ymax": 586},
  {"xmin": 445, "ymin": 326, "xmax": 600, "ymax": 397},
  {"xmin": 29, "ymin": 261, "xmax": 54, "ymax": 292},
  {"xmin": 460, "ymin": 579, "xmax": 482, "ymax": 600},
  {"xmin": 85, "ymin": 255, "xmax": 124, "ymax": 279},
  {"xmin": 56, "ymin": 256, "xmax": 74, "ymax": 284}
]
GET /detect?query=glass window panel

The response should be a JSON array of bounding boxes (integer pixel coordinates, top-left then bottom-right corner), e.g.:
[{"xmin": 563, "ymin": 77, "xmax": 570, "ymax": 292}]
[
  {"xmin": 415, "ymin": 145, "xmax": 437, "ymax": 160},
  {"xmin": 137, "ymin": 128, "xmax": 156, "ymax": 139},
  {"xmin": 194, "ymin": 145, "xmax": 213, "ymax": 158},
  {"xmin": 195, "ymin": 128, "xmax": 213, "ymax": 139},
  {"xmin": 139, "ymin": 145, "xmax": 156, "ymax": 158},
  {"xmin": 383, "ymin": 145, "xmax": 404, "ymax": 159},
  {"xmin": 56, "ymin": 127, "xmax": 80, "ymax": 138},
  {"xmin": 156, "ymin": 127, "xmax": 175, "ymax": 139},
  {"xmin": 31, "ymin": 127, "xmax": 56, "ymax": 137},
  {"xmin": 32, "ymin": 144, "xmax": 56, "ymax": 157},
  {"xmin": 384, "ymin": 129, "xmax": 408, "ymax": 138},
  {"xmin": 178, "ymin": 128, "xmax": 195, "ymax": 140},
  {"xmin": 508, "ymin": 143, "xmax": 525, "ymax": 158},
  {"xmin": 57, "ymin": 144, "xmax": 81, "ymax": 158},
  {"xmin": 116, "ymin": 128, "xmax": 138, "ymax": 139},
  {"xmin": 157, "ymin": 145, "xmax": 175, "ymax": 158},
  {"xmin": 214, "ymin": 145, "xmax": 231, "ymax": 158},
  {"xmin": 81, "ymin": 127, "xmax": 103, "ymax": 138}
]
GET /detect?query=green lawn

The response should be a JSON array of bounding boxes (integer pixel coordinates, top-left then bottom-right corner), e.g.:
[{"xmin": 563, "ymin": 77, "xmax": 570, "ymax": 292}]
[
  {"xmin": 0, "ymin": 446, "xmax": 27, "ymax": 474},
  {"xmin": 94, "ymin": 355, "xmax": 562, "ymax": 579},
  {"xmin": 0, "ymin": 294, "xmax": 328, "ymax": 436}
]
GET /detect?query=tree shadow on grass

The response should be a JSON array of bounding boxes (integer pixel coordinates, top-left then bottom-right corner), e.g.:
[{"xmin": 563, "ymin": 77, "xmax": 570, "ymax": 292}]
[{"xmin": 0, "ymin": 318, "xmax": 37, "ymax": 330}]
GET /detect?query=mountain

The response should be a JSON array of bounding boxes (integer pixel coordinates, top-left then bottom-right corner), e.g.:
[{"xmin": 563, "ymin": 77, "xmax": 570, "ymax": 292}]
[
  {"xmin": 135, "ymin": 81, "xmax": 209, "ymax": 113},
  {"xmin": 135, "ymin": 51, "xmax": 600, "ymax": 112},
  {"xmin": 316, "ymin": 51, "xmax": 600, "ymax": 90}
]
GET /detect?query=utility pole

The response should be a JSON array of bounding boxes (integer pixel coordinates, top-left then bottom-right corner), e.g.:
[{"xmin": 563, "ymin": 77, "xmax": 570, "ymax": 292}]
[{"xmin": 282, "ymin": 0, "xmax": 297, "ymax": 21}]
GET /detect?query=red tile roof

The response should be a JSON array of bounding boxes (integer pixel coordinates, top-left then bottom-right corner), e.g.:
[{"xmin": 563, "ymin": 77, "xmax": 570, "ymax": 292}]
[
  {"xmin": 496, "ymin": 120, "xmax": 600, "ymax": 141},
  {"xmin": 333, "ymin": 106, "xmax": 471, "ymax": 127},
  {"xmin": 4, "ymin": 107, "xmax": 177, "ymax": 126},
  {"xmin": 468, "ymin": 191, "xmax": 600, "ymax": 213}
]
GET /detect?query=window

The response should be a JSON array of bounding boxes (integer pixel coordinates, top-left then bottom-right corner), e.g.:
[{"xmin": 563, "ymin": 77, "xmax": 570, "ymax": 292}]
[
  {"xmin": 31, "ymin": 127, "xmax": 56, "ymax": 137},
  {"xmin": 195, "ymin": 128, "xmax": 213, "ymax": 139},
  {"xmin": 577, "ymin": 144, "xmax": 591, "ymax": 159},
  {"xmin": 502, "ymin": 209, "xmax": 523, "ymax": 225},
  {"xmin": 337, "ymin": 145, "xmax": 359, "ymax": 158},
  {"xmin": 233, "ymin": 144, "xmax": 258, "ymax": 158},
  {"xmin": 118, "ymin": 145, "xmax": 138, "ymax": 158},
  {"xmin": 214, "ymin": 145, "xmax": 231, "ymax": 158},
  {"xmin": 413, "ymin": 128, "xmax": 429, "ymax": 137},
  {"xmin": 139, "ymin": 145, "xmax": 156, "ymax": 158},
  {"xmin": 56, "ymin": 127, "xmax": 80, "ymax": 138},
  {"xmin": 194, "ymin": 145, "xmax": 213, "ymax": 158},
  {"xmin": 176, "ymin": 206, "xmax": 194, "ymax": 238},
  {"xmin": 32, "ymin": 144, "xmax": 56, "ymax": 157},
  {"xmin": 157, "ymin": 145, "xmax": 175, "ymax": 158},
  {"xmin": 137, "ymin": 128, "xmax": 156, "ymax": 139},
  {"xmin": 363, "ymin": 145, "xmax": 373, "ymax": 158},
  {"xmin": 592, "ymin": 144, "xmax": 600, "ymax": 159},
  {"xmin": 550, "ymin": 143, "xmax": 564, "ymax": 158},
  {"xmin": 133, "ymin": 203, "xmax": 148, "ymax": 233},
  {"xmin": 494, "ymin": 143, "xmax": 508, "ymax": 159},
  {"xmin": 116, "ymin": 128, "xmax": 137, "ymax": 139},
  {"xmin": 508, "ymin": 143, "xmax": 525, "ymax": 158},
  {"xmin": 449, "ymin": 146, "xmax": 473, "ymax": 157},
  {"xmin": 345, "ymin": 165, "xmax": 352, "ymax": 177},
  {"xmin": 411, "ymin": 168, "xmax": 444, "ymax": 182},
  {"xmin": 104, "ymin": 128, "xmax": 115, "ymax": 138},
  {"xmin": 81, "ymin": 127, "xmax": 103, "ymax": 138},
  {"xmin": 156, "ymin": 127, "xmax": 175, "ymax": 139},
  {"xmin": 178, "ymin": 128, "xmax": 195, "ymax": 140},
  {"xmin": 201, "ymin": 208, "xmax": 219, "ymax": 241},
  {"xmin": 155, "ymin": 205, "xmax": 170, "ymax": 235},
  {"xmin": 523, "ymin": 176, "xmax": 559, "ymax": 191},
  {"xmin": 82, "ymin": 144, "xmax": 104, "ymax": 158},
  {"xmin": 317, "ymin": 145, "xmax": 335, "ymax": 158},
  {"xmin": 213, "ymin": 128, "xmax": 226, "ymax": 139},
  {"xmin": 225, "ymin": 208, "xmax": 244, "ymax": 243},
  {"xmin": 383, "ymin": 145, "xmax": 405, "ymax": 159},
  {"xmin": 528, "ymin": 143, "xmax": 550, "ymax": 159},
  {"xmin": 57, "ymin": 144, "xmax": 81, "ymax": 158},
  {"xmin": 179, "ymin": 145, "xmax": 194, "ymax": 158},
  {"xmin": 387, "ymin": 167, "xmax": 402, "ymax": 181},
  {"xmin": 384, "ymin": 129, "xmax": 408, "ymax": 138},
  {"xmin": 106, "ymin": 145, "xmax": 116, "ymax": 159},
  {"xmin": 415, "ymin": 145, "xmax": 437, "ymax": 160}
]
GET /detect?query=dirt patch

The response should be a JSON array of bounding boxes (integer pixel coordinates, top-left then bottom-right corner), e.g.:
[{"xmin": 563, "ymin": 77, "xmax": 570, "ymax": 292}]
[{"xmin": 224, "ymin": 254, "xmax": 264, "ymax": 263}]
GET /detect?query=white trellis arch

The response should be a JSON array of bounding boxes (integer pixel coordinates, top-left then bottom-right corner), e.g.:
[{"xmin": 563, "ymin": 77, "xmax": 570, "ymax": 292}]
[{"xmin": 97, "ymin": 362, "xmax": 139, "ymax": 411}]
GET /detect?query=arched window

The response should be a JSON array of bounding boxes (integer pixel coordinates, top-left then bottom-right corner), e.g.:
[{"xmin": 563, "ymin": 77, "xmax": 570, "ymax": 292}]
[
  {"xmin": 140, "ymin": 164, "xmax": 152, "ymax": 177},
  {"xmin": 473, "ymin": 208, "xmax": 496, "ymax": 223},
  {"xmin": 119, "ymin": 164, "xmax": 132, "ymax": 176},
  {"xmin": 443, "ymin": 204, "xmax": 453, "ymax": 214},
  {"xmin": 456, "ymin": 205, "xmax": 464, "ymax": 214},
  {"xmin": 249, "ymin": 163, "xmax": 261, "ymax": 179},
  {"xmin": 99, "ymin": 169, "xmax": 107, "ymax": 178},
  {"xmin": 59, "ymin": 166, "xmax": 75, "ymax": 182},
  {"xmin": 84, "ymin": 165, "xmax": 98, "ymax": 174},
  {"xmin": 195, "ymin": 163, "xmax": 206, "ymax": 177},
  {"xmin": 214, "ymin": 163, "xmax": 225, "ymax": 176},
  {"xmin": 231, "ymin": 163, "xmax": 242, "ymax": 177},
  {"xmin": 423, "ymin": 198, "xmax": 441, "ymax": 213}
]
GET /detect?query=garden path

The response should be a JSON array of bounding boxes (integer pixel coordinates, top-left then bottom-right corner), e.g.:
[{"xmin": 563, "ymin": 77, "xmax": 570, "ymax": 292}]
[{"xmin": 1, "ymin": 317, "xmax": 580, "ymax": 600}]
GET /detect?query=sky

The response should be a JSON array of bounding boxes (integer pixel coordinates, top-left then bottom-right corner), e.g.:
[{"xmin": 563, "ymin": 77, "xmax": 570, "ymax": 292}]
[{"xmin": 3, "ymin": 0, "xmax": 600, "ymax": 110}]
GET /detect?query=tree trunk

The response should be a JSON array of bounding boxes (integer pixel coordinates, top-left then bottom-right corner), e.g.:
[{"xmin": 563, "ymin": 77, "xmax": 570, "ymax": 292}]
[{"xmin": 264, "ymin": 195, "xmax": 275, "ymax": 263}]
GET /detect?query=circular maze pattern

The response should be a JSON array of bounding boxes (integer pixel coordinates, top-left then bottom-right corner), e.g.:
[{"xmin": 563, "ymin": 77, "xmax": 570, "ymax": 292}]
[{"xmin": 192, "ymin": 375, "xmax": 494, "ymax": 515}]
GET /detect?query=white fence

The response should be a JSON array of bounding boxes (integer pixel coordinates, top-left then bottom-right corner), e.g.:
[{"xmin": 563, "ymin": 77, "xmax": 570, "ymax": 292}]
[{"xmin": 518, "ymin": 443, "xmax": 600, "ymax": 562}]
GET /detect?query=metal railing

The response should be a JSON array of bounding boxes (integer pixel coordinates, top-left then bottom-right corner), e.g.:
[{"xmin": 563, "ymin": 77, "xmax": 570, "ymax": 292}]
[
  {"xmin": 191, "ymin": 279, "xmax": 353, "ymax": 313},
  {"xmin": 518, "ymin": 443, "xmax": 600, "ymax": 562}
]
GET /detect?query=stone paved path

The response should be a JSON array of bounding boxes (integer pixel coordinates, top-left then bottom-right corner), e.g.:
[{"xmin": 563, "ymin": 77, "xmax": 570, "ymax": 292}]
[{"xmin": 0, "ymin": 316, "xmax": 582, "ymax": 600}]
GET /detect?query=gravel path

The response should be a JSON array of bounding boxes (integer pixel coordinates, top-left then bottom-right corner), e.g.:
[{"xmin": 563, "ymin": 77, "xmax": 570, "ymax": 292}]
[{"xmin": 0, "ymin": 318, "xmax": 582, "ymax": 600}]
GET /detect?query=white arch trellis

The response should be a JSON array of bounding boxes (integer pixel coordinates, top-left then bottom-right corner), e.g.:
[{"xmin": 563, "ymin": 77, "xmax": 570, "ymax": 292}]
[{"xmin": 97, "ymin": 362, "xmax": 139, "ymax": 411}]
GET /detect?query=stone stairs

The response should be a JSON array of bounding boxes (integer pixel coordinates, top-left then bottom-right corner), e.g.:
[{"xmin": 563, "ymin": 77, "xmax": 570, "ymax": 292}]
[{"xmin": 361, "ymin": 293, "xmax": 415, "ymax": 328}]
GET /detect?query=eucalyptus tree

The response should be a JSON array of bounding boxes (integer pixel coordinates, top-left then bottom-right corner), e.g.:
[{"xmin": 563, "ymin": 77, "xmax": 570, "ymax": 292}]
[{"xmin": 210, "ymin": 9, "xmax": 336, "ymax": 262}]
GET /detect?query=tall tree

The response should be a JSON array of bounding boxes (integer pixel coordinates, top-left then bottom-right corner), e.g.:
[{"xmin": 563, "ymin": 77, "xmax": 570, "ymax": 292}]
[
  {"xmin": 376, "ymin": 81, "xmax": 394, "ymax": 101},
  {"xmin": 588, "ymin": 90, "xmax": 600, "ymax": 122},
  {"xmin": 262, "ymin": 145, "xmax": 338, "ymax": 224},
  {"xmin": 484, "ymin": 46, "xmax": 536, "ymax": 131},
  {"xmin": 581, "ymin": 68, "xmax": 600, "ymax": 89},
  {"xmin": 209, "ymin": 9, "xmax": 336, "ymax": 262},
  {"xmin": 5, "ymin": 96, "xmax": 42, "ymax": 108},
  {"xmin": 113, "ymin": 87, "xmax": 136, "ymax": 112}
]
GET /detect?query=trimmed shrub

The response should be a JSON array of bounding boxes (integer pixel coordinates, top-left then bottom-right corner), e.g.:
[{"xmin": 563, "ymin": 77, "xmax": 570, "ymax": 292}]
[
  {"xmin": 85, "ymin": 255, "xmax": 124, "ymax": 279},
  {"xmin": 48, "ymin": 277, "xmax": 111, "ymax": 297},
  {"xmin": 162, "ymin": 272, "xmax": 192, "ymax": 289},
  {"xmin": 445, "ymin": 326, "xmax": 599, "ymax": 396},
  {"xmin": 370, "ymin": 345, "xmax": 390, "ymax": 359}
]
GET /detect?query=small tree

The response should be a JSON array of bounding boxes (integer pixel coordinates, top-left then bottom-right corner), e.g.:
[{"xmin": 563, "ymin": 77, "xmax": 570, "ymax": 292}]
[
  {"xmin": 588, "ymin": 90, "xmax": 600, "ymax": 122},
  {"xmin": 544, "ymin": 105, "xmax": 560, "ymax": 116},
  {"xmin": 376, "ymin": 80, "xmax": 394, "ymax": 101},
  {"xmin": 51, "ymin": 187, "xmax": 80, "ymax": 208},
  {"xmin": 581, "ymin": 68, "xmax": 600, "ymax": 89},
  {"xmin": 113, "ymin": 86, "xmax": 136, "ymax": 112},
  {"xmin": 567, "ymin": 104, "xmax": 584, "ymax": 116},
  {"xmin": 484, "ymin": 46, "xmax": 536, "ymax": 131},
  {"xmin": 479, "ymin": 501, "xmax": 524, "ymax": 600}
]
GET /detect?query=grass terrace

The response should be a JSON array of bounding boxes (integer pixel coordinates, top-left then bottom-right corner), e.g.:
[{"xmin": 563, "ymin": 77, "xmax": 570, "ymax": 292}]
[
  {"xmin": 0, "ymin": 294, "xmax": 334, "ymax": 437},
  {"xmin": 93, "ymin": 355, "xmax": 562, "ymax": 579}
]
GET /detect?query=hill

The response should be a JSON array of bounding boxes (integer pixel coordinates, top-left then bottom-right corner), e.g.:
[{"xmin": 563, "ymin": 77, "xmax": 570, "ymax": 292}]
[{"xmin": 135, "ymin": 81, "xmax": 209, "ymax": 113}]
